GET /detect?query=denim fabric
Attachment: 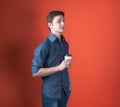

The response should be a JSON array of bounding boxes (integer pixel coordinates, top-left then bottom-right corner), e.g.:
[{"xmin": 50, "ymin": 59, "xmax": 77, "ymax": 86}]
[
  {"xmin": 32, "ymin": 33, "xmax": 70, "ymax": 99},
  {"xmin": 42, "ymin": 91, "xmax": 71, "ymax": 107}
]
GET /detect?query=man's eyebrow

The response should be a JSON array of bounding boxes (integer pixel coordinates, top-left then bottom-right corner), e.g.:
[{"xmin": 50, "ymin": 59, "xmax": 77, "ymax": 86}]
[{"xmin": 57, "ymin": 19, "xmax": 64, "ymax": 21}]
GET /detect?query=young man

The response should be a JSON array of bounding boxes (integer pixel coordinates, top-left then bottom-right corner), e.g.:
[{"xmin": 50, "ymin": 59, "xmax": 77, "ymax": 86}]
[{"xmin": 32, "ymin": 10, "xmax": 72, "ymax": 107}]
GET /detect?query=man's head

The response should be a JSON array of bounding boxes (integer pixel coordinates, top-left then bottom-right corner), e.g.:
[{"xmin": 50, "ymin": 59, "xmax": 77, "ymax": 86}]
[
  {"xmin": 46, "ymin": 10, "xmax": 65, "ymax": 34},
  {"xmin": 46, "ymin": 10, "xmax": 64, "ymax": 23}
]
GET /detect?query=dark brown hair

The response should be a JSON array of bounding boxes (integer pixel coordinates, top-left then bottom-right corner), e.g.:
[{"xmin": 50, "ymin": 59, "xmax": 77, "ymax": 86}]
[{"xmin": 46, "ymin": 10, "xmax": 64, "ymax": 23}]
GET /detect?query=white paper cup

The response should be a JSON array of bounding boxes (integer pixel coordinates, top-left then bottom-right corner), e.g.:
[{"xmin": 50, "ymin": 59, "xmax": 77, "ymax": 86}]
[{"xmin": 64, "ymin": 54, "xmax": 72, "ymax": 60}]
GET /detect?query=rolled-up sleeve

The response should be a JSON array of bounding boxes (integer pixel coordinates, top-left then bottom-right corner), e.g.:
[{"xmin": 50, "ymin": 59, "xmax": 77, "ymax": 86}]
[
  {"xmin": 32, "ymin": 56, "xmax": 41, "ymax": 74},
  {"xmin": 31, "ymin": 42, "xmax": 48, "ymax": 75}
]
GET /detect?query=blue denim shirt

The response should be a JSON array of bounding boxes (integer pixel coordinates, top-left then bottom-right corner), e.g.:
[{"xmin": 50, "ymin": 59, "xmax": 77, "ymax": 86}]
[{"xmin": 32, "ymin": 33, "xmax": 70, "ymax": 99}]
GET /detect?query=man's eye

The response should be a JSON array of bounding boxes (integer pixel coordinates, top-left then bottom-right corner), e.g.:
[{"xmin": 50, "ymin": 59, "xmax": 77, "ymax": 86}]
[
  {"xmin": 57, "ymin": 20, "xmax": 61, "ymax": 23},
  {"xmin": 57, "ymin": 20, "xmax": 64, "ymax": 23}
]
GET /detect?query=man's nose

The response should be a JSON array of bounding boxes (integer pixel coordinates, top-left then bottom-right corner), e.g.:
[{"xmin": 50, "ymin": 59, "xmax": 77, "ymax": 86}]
[{"xmin": 61, "ymin": 21, "xmax": 65, "ymax": 26}]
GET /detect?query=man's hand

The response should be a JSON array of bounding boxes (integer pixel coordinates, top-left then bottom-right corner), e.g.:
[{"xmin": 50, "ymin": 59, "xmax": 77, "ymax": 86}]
[{"xmin": 58, "ymin": 59, "xmax": 72, "ymax": 71}]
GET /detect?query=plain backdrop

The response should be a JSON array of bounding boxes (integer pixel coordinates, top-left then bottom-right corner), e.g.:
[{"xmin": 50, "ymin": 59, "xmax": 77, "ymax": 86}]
[{"xmin": 0, "ymin": 0, "xmax": 120, "ymax": 107}]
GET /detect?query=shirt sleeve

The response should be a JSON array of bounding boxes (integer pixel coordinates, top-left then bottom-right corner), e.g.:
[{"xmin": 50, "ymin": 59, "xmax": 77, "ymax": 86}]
[{"xmin": 31, "ymin": 42, "xmax": 49, "ymax": 75}]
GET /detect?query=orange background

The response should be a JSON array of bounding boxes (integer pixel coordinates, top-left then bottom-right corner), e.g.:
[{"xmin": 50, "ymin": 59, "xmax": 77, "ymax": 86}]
[{"xmin": 0, "ymin": 0, "xmax": 120, "ymax": 107}]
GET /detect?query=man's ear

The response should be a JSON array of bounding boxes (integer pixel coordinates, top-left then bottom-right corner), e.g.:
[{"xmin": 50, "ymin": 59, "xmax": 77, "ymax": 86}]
[{"xmin": 48, "ymin": 23, "xmax": 52, "ymax": 29}]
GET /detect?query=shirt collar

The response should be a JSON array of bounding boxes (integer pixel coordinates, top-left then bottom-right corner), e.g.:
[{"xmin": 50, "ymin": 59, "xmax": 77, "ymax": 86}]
[{"xmin": 48, "ymin": 33, "xmax": 65, "ymax": 43}]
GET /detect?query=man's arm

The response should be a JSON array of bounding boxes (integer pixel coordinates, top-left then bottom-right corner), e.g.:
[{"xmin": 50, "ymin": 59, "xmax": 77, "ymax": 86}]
[{"xmin": 33, "ymin": 59, "xmax": 72, "ymax": 77}]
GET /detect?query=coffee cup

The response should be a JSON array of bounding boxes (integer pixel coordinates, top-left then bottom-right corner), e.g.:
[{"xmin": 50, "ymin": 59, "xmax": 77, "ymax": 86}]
[{"xmin": 64, "ymin": 54, "xmax": 72, "ymax": 60}]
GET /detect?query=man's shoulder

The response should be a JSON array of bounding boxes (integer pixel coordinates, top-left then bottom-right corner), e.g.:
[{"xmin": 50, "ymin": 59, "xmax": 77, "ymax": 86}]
[
  {"xmin": 37, "ymin": 37, "xmax": 50, "ymax": 47},
  {"xmin": 33, "ymin": 38, "xmax": 51, "ymax": 56}
]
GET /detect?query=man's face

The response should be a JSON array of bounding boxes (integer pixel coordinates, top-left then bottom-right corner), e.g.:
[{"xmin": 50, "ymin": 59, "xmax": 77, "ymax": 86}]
[{"xmin": 48, "ymin": 15, "xmax": 65, "ymax": 33}]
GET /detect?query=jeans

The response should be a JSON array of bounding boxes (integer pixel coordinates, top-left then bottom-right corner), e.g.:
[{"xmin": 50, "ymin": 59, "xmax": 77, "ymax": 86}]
[{"xmin": 42, "ymin": 91, "xmax": 71, "ymax": 107}]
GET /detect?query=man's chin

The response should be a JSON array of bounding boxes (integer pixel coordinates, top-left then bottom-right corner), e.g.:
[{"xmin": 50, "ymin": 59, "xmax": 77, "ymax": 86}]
[{"xmin": 60, "ymin": 30, "xmax": 64, "ymax": 33}]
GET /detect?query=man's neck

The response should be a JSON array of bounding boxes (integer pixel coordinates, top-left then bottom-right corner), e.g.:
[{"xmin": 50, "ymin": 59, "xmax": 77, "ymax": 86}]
[{"xmin": 51, "ymin": 31, "xmax": 62, "ymax": 41}]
